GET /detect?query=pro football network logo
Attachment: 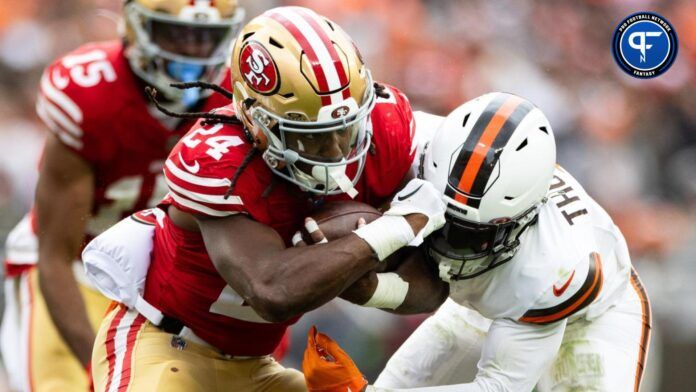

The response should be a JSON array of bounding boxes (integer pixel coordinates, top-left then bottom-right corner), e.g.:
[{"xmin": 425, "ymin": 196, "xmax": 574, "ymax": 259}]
[{"xmin": 611, "ymin": 12, "xmax": 678, "ymax": 78}]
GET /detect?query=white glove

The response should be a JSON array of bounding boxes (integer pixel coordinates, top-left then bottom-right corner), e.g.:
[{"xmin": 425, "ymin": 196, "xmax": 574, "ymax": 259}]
[
  {"xmin": 384, "ymin": 178, "xmax": 446, "ymax": 246},
  {"xmin": 354, "ymin": 179, "xmax": 446, "ymax": 261}
]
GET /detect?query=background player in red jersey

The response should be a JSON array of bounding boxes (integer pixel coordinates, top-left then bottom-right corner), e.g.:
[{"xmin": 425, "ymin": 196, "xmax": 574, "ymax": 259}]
[
  {"xmin": 88, "ymin": 6, "xmax": 447, "ymax": 391},
  {"xmin": 0, "ymin": 1, "xmax": 244, "ymax": 391}
]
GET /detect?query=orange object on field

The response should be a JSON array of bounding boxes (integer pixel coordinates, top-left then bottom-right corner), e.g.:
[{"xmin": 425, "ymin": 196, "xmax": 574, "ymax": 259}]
[{"xmin": 302, "ymin": 326, "xmax": 368, "ymax": 392}]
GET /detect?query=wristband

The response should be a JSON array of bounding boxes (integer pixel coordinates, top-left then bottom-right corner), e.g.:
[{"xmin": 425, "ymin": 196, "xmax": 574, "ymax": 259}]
[
  {"xmin": 353, "ymin": 215, "xmax": 415, "ymax": 261},
  {"xmin": 362, "ymin": 273, "xmax": 410, "ymax": 310}
]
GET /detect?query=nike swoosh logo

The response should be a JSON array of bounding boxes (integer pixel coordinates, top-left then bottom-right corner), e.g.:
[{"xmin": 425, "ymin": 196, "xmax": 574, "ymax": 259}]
[
  {"xmin": 553, "ymin": 270, "xmax": 576, "ymax": 297},
  {"xmin": 178, "ymin": 152, "xmax": 200, "ymax": 174},
  {"xmin": 397, "ymin": 184, "xmax": 424, "ymax": 201}
]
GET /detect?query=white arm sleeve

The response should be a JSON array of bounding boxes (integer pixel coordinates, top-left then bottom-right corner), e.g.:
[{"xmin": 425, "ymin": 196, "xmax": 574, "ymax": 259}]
[
  {"xmin": 375, "ymin": 298, "xmax": 491, "ymax": 388},
  {"xmin": 373, "ymin": 317, "xmax": 566, "ymax": 392}
]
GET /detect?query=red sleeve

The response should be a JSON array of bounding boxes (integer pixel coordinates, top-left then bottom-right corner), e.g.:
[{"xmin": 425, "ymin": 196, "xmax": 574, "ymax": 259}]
[
  {"xmin": 35, "ymin": 42, "xmax": 122, "ymax": 163},
  {"xmin": 162, "ymin": 117, "xmax": 265, "ymax": 219},
  {"xmin": 361, "ymin": 83, "xmax": 416, "ymax": 202}
]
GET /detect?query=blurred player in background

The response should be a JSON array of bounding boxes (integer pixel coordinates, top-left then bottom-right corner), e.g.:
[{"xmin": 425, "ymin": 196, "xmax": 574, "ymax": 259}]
[
  {"xmin": 304, "ymin": 92, "xmax": 651, "ymax": 392},
  {"xmin": 0, "ymin": 1, "xmax": 244, "ymax": 390},
  {"xmin": 85, "ymin": 6, "xmax": 447, "ymax": 391}
]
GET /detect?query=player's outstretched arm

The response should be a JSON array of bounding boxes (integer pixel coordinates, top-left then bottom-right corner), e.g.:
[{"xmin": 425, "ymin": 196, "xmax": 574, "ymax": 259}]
[
  {"xmin": 389, "ymin": 318, "xmax": 567, "ymax": 392},
  {"xmin": 35, "ymin": 133, "xmax": 96, "ymax": 368},
  {"xmin": 194, "ymin": 209, "xmax": 428, "ymax": 323},
  {"xmin": 304, "ymin": 318, "xmax": 566, "ymax": 392},
  {"xmin": 374, "ymin": 319, "xmax": 566, "ymax": 391}
]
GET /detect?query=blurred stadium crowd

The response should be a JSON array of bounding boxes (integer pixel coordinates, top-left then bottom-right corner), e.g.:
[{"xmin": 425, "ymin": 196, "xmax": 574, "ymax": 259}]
[{"xmin": 0, "ymin": 0, "xmax": 694, "ymax": 390}]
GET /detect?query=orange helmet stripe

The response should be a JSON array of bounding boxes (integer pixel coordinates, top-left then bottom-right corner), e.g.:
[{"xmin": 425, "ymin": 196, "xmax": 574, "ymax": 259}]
[{"xmin": 454, "ymin": 95, "xmax": 524, "ymax": 205}]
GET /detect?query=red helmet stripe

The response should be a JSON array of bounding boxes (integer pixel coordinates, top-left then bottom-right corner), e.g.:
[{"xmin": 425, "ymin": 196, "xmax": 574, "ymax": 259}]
[
  {"xmin": 266, "ymin": 9, "xmax": 344, "ymax": 106},
  {"xmin": 295, "ymin": 8, "xmax": 349, "ymax": 90}
]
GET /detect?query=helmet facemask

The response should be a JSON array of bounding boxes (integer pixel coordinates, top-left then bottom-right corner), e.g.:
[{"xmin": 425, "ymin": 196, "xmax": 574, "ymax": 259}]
[
  {"xmin": 124, "ymin": 1, "xmax": 244, "ymax": 106},
  {"xmin": 421, "ymin": 92, "xmax": 557, "ymax": 281},
  {"xmin": 247, "ymin": 75, "xmax": 376, "ymax": 197},
  {"xmin": 427, "ymin": 201, "xmax": 541, "ymax": 281},
  {"xmin": 228, "ymin": 7, "xmax": 379, "ymax": 198}
]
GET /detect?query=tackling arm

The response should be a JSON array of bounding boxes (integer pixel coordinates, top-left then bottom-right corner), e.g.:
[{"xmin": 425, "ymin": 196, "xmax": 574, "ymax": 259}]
[
  {"xmin": 35, "ymin": 133, "xmax": 95, "ymax": 368},
  {"xmin": 371, "ymin": 318, "xmax": 566, "ymax": 392},
  {"xmin": 374, "ymin": 298, "xmax": 491, "ymax": 388}
]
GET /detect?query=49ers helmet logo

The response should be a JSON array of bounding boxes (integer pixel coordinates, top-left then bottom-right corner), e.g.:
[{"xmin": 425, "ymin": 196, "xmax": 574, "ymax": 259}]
[
  {"xmin": 331, "ymin": 105, "xmax": 350, "ymax": 119},
  {"xmin": 239, "ymin": 41, "xmax": 280, "ymax": 95}
]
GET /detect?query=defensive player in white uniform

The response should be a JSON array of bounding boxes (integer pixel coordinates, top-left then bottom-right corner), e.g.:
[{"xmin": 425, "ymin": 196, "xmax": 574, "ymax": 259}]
[{"xmin": 303, "ymin": 92, "xmax": 652, "ymax": 392}]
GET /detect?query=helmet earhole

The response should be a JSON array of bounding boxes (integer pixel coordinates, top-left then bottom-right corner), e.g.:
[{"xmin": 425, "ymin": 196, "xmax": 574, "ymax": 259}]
[
  {"xmin": 515, "ymin": 139, "xmax": 528, "ymax": 151},
  {"xmin": 268, "ymin": 37, "xmax": 284, "ymax": 49},
  {"xmin": 462, "ymin": 113, "xmax": 470, "ymax": 128},
  {"xmin": 243, "ymin": 97, "xmax": 256, "ymax": 110}
]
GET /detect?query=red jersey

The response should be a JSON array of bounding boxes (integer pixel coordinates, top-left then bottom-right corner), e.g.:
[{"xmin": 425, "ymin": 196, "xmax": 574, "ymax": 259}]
[
  {"xmin": 34, "ymin": 40, "xmax": 231, "ymax": 238},
  {"xmin": 145, "ymin": 86, "xmax": 415, "ymax": 356}
]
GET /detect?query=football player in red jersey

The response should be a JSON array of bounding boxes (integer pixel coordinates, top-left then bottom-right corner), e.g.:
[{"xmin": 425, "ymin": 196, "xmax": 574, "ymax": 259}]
[
  {"xmin": 0, "ymin": 1, "xmax": 244, "ymax": 391},
  {"xmin": 88, "ymin": 6, "xmax": 448, "ymax": 392}
]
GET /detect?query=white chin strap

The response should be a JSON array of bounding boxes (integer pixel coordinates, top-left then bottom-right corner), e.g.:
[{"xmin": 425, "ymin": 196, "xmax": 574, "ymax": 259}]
[{"xmin": 311, "ymin": 163, "xmax": 358, "ymax": 198}]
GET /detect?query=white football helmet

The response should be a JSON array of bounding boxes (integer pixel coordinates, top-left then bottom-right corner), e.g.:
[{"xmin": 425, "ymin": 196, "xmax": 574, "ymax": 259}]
[{"xmin": 422, "ymin": 92, "xmax": 556, "ymax": 280}]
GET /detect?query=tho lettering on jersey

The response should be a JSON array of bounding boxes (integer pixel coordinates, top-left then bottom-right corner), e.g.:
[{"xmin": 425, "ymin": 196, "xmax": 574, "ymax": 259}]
[{"xmin": 549, "ymin": 175, "xmax": 588, "ymax": 225}]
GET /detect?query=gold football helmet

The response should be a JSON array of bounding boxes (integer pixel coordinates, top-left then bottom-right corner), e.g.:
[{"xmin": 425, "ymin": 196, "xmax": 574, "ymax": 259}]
[
  {"xmin": 230, "ymin": 6, "xmax": 375, "ymax": 197},
  {"xmin": 123, "ymin": 0, "xmax": 244, "ymax": 106}
]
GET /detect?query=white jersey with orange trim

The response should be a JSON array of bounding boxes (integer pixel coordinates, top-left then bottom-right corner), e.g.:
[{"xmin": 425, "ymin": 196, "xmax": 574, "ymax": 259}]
[
  {"xmin": 448, "ymin": 165, "xmax": 631, "ymax": 323},
  {"xmin": 373, "ymin": 166, "xmax": 651, "ymax": 392}
]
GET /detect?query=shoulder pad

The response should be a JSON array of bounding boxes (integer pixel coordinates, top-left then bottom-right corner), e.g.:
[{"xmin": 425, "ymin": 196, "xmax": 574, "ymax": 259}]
[
  {"xmin": 520, "ymin": 252, "xmax": 603, "ymax": 325},
  {"xmin": 163, "ymin": 118, "xmax": 266, "ymax": 218},
  {"xmin": 130, "ymin": 208, "xmax": 166, "ymax": 227},
  {"xmin": 412, "ymin": 111, "xmax": 445, "ymax": 176},
  {"xmin": 361, "ymin": 83, "xmax": 416, "ymax": 201},
  {"xmin": 36, "ymin": 41, "xmax": 128, "ymax": 159},
  {"xmin": 371, "ymin": 84, "xmax": 414, "ymax": 143}
]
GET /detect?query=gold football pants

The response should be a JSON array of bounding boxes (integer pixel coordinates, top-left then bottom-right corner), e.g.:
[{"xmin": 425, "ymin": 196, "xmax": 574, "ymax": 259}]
[
  {"xmin": 91, "ymin": 305, "xmax": 307, "ymax": 392},
  {"xmin": 0, "ymin": 267, "xmax": 111, "ymax": 391}
]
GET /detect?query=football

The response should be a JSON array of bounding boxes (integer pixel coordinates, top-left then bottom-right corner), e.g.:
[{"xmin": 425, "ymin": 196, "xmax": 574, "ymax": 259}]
[{"xmin": 304, "ymin": 201, "xmax": 382, "ymax": 242}]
